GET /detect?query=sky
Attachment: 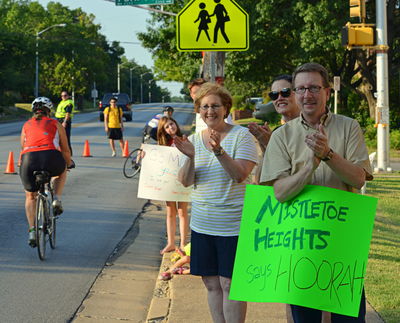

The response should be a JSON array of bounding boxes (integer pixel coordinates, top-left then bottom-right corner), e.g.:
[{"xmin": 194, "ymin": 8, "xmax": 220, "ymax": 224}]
[{"xmin": 36, "ymin": 0, "xmax": 183, "ymax": 97}]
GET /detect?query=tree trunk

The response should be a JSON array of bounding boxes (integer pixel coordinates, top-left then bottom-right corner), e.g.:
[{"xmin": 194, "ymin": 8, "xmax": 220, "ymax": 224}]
[{"xmin": 359, "ymin": 80, "xmax": 376, "ymax": 119}]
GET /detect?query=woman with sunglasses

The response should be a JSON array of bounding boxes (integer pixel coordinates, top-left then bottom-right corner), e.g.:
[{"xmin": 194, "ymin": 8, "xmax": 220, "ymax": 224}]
[
  {"xmin": 249, "ymin": 74, "xmax": 300, "ymax": 184},
  {"xmin": 174, "ymin": 83, "xmax": 258, "ymax": 323}
]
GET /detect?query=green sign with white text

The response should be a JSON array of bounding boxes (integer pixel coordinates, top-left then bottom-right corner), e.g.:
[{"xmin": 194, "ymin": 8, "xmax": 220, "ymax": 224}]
[
  {"xmin": 116, "ymin": 0, "xmax": 173, "ymax": 5},
  {"xmin": 230, "ymin": 185, "xmax": 377, "ymax": 317}
]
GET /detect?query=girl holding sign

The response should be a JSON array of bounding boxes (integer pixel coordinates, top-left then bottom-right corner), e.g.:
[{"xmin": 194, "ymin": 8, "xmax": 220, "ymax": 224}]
[{"xmin": 157, "ymin": 117, "xmax": 189, "ymax": 255}]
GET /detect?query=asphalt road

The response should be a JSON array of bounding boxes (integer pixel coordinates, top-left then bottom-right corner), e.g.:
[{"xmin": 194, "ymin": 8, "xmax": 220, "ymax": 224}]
[{"xmin": 0, "ymin": 103, "xmax": 194, "ymax": 322}]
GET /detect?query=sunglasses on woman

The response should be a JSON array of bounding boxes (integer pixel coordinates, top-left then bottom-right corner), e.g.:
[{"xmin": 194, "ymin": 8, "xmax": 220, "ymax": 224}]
[{"xmin": 268, "ymin": 88, "xmax": 291, "ymax": 100}]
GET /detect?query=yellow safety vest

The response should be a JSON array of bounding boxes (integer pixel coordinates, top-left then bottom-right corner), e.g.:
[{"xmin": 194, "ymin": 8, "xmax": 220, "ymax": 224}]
[{"xmin": 55, "ymin": 99, "xmax": 75, "ymax": 119}]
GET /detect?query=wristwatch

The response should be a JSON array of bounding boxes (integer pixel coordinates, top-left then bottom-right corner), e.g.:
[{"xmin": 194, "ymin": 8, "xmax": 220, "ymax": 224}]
[
  {"xmin": 321, "ymin": 148, "xmax": 334, "ymax": 161},
  {"xmin": 214, "ymin": 147, "xmax": 225, "ymax": 157}
]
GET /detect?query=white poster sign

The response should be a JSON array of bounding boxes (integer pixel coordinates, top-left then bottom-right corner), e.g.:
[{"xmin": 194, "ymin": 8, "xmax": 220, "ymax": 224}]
[{"xmin": 138, "ymin": 144, "xmax": 192, "ymax": 202}]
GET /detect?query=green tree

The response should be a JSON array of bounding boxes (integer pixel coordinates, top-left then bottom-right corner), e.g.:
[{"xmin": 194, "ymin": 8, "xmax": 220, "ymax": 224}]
[{"xmin": 137, "ymin": 0, "xmax": 400, "ymax": 128}]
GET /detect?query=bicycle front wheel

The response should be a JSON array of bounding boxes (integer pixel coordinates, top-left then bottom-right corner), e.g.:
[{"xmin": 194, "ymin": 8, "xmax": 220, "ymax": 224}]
[
  {"xmin": 36, "ymin": 195, "xmax": 47, "ymax": 260},
  {"xmin": 47, "ymin": 188, "xmax": 57, "ymax": 249},
  {"xmin": 123, "ymin": 148, "xmax": 142, "ymax": 178}
]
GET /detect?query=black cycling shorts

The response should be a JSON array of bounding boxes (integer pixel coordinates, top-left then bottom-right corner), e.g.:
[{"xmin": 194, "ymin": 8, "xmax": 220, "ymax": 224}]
[{"xmin": 19, "ymin": 150, "xmax": 66, "ymax": 192}]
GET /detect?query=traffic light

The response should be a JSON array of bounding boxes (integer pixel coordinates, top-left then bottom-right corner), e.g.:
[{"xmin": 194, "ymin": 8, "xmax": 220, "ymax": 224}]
[
  {"xmin": 349, "ymin": 0, "xmax": 366, "ymax": 21},
  {"xmin": 341, "ymin": 23, "xmax": 375, "ymax": 48}
]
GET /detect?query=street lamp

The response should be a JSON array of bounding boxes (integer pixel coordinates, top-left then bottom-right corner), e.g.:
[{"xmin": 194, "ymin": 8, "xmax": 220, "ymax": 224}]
[
  {"xmin": 35, "ymin": 23, "xmax": 67, "ymax": 97},
  {"xmin": 129, "ymin": 67, "xmax": 139, "ymax": 101},
  {"xmin": 140, "ymin": 72, "xmax": 151, "ymax": 103},
  {"xmin": 148, "ymin": 79, "xmax": 154, "ymax": 103}
]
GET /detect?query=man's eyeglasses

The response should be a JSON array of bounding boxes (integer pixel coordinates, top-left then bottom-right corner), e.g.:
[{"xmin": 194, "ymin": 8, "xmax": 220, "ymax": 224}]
[
  {"xmin": 200, "ymin": 104, "xmax": 223, "ymax": 111},
  {"xmin": 293, "ymin": 86, "xmax": 324, "ymax": 95},
  {"xmin": 268, "ymin": 88, "xmax": 291, "ymax": 100}
]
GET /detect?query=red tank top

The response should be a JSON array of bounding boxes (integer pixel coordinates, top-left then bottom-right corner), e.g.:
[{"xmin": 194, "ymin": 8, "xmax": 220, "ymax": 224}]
[{"xmin": 22, "ymin": 117, "xmax": 60, "ymax": 154}]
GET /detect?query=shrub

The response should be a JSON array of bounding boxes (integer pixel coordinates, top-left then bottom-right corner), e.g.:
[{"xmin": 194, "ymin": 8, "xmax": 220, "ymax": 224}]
[
  {"xmin": 232, "ymin": 95, "xmax": 253, "ymax": 111},
  {"xmin": 363, "ymin": 119, "xmax": 377, "ymax": 148},
  {"xmin": 390, "ymin": 129, "xmax": 400, "ymax": 150}
]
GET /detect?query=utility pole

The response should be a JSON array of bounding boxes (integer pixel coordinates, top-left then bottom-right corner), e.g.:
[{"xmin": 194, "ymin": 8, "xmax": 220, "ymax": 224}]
[
  {"xmin": 148, "ymin": 79, "xmax": 154, "ymax": 103},
  {"xmin": 375, "ymin": 0, "xmax": 391, "ymax": 172},
  {"xmin": 202, "ymin": 52, "xmax": 225, "ymax": 84},
  {"xmin": 117, "ymin": 64, "xmax": 121, "ymax": 93},
  {"xmin": 342, "ymin": 0, "xmax": 391, "ymax": 172}
]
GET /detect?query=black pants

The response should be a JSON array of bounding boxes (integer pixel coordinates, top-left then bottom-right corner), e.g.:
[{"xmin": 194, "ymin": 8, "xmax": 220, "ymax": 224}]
[
  {"xmin": 291, "ymin": 289, "xmax": 366, "ymax": 323},
  {"xmin": 57, "ymin": 118, "xmax": 72, "ymax": 156}
]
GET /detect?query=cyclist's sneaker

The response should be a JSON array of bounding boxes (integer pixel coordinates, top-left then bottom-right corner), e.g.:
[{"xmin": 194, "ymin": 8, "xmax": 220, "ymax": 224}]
[
  {"xmin": 112, "ymin": 151, "xmax": 116, "ymax": 157},
  {"xmin": 28, "ymin": 227, "xmax": 36, "ymax": 248},
  {"xmin": 52, "ymin": 199, "xmax": 63, "ymax": 215}
]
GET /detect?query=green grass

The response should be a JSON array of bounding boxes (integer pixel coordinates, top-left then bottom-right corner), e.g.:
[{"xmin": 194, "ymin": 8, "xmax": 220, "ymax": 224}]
[{"xmin": 365, "ymin": 174, "xmax": 400, "ymax": 323}]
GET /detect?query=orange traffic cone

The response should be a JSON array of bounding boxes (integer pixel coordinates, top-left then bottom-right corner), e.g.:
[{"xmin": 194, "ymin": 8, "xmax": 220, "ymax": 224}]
[
  {"xmin": 122, "ymin": 140, "xmax": 130, "ymax": 157},
  {"xmin": 4, "ymin": 151, "xmax": 17, "ymax": 174},
  {"xmin": 82, "ymin": 140, "xmax": 92, "ymax": 157}
]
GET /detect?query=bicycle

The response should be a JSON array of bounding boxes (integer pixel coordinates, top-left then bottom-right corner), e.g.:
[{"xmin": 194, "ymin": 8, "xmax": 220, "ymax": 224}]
[
  {"xmin": 33, "ymin": 170, "xmax": 56, "ymax": 260},
  {"xmin": 33, "ymin": 161, "xmax": 75, "ymax": 260},
  {"xmin": 122, "ymin": 127, "xmax": 153, "ymax": 179}
]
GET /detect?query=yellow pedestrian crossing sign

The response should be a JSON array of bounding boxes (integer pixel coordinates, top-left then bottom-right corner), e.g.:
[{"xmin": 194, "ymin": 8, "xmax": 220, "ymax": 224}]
[{"xmin": 176, "ymin": 0, "xmax": 249, "ymax": 51}]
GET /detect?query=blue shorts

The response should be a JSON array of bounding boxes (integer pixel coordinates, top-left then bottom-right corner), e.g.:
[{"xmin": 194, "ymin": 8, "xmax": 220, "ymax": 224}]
[{"xmin": 190, "ymin": 230, "xmax": 238, "ymax": 278}]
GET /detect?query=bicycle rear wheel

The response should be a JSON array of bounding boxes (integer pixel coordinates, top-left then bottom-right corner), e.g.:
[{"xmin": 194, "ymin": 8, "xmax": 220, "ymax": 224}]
[
  {"xmin": 123, "ymin": 148, "xmax": 142, "ymax": 178},
  {"xmin": 35, "ymin": 195, "xmax": 47, "ymax": 260}
]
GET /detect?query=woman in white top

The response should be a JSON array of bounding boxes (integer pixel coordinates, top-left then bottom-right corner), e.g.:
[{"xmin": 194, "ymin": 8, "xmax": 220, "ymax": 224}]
[{"xmin": 175, "ymin": 83, "xmax": 258, "ymax": 323}]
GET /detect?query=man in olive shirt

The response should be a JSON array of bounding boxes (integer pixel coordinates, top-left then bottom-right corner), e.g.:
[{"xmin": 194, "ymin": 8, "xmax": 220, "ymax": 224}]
[
  {"xmin": 56, "ymin": 91, "xmax": 74, "ymax": 155},
  {"xmin": 260, "ymin": 63, "xmax": 373, "ymax": 323}
]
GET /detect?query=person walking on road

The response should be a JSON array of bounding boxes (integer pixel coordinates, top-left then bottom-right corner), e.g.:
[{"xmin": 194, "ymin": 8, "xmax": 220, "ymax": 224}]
[
  {"xmin": 260, "ymin": 63, "xmax": 373, "ymax": 323},
  {"xmin": 157, "ymin": 116, "xmax": 189, "ymax": 255},
  {"xmin": 19, "ymin": 97, "xmax": 72, "ymax": 247},
  {"xmin": 104, "ymin": 97, "xmax": 124, "ymax": 157},
  {"xmin": 210, "ymin": 0, "xmax": 230, "ymax": 44},
  {"xmin": 55, "ymin": 90, "xmax": 74, "ymax": 156},
  {"xmin": 175, "ymin": 83, "xmax": 258, "ymax": 323}
]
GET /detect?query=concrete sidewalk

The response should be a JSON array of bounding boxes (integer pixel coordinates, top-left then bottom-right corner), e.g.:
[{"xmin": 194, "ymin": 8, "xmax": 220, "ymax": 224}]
[
  {"xmin": 71, "ymin": 199, "xmax": 387, "ymax": 323},
  {"xmin": 146, "ymin": 231, "xmax": 385, "ymax": 323}
]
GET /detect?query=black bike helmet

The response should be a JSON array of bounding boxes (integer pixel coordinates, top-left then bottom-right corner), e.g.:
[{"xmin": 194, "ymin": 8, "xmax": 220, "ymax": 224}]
[
  {"xmin": 31, "ymin": 97, "xmax": 53, "ymax": 112},
  {"xmin": 163, "ymin": 106, "xmax": 174, "ymax": 113}
]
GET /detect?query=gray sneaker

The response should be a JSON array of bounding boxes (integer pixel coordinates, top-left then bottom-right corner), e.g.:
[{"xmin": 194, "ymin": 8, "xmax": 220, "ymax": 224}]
[
  {"xmin": 28, "ymin": 228, "xmax": 36, "ymax": 248},
  {"xmin": 52, "ymin": 199, "xmax": 63, "ymax": 215}
]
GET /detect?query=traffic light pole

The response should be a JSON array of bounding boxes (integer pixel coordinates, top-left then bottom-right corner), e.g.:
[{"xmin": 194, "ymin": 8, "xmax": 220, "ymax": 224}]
[{"xmin": 375, "ymin": 0, "xmax": 391, "ymax": 172}]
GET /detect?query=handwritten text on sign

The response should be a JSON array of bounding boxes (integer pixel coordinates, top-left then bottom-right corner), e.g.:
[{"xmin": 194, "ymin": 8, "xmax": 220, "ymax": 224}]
[
  {"xmin": 230, "ymin": 185, "xmax": 377, "ymax": 317},
  {"xmin": 138, "ymin": 144, "xmax": 191, "ymax": 202}
]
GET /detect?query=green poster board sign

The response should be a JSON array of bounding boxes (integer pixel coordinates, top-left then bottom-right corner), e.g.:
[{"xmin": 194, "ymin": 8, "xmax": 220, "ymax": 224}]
[
  {"xmin": 230, "ymin": 185, "xmax": 377, "ymax": 317},
  {"xmin": 116, "ymin": 0, "xmax": 173, "ymax": 5}
]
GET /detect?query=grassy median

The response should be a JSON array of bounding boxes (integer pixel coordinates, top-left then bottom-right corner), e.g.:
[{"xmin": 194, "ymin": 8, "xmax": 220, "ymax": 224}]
[{"xmin": 366, "ymin": 174, "xmax": 400, "ymax": 323}]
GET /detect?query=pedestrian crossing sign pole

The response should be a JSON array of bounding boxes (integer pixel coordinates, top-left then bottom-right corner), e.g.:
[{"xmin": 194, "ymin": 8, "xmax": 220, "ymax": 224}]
[{"xmin": 176, "ymin": 0, "xmax": 249, "ymax": 51}]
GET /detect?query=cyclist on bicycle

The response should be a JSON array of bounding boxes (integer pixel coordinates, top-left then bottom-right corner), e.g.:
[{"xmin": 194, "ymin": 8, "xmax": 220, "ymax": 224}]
[
  {"xmin": 19, "ymin": 97, "xmax": 72, "ymax": 247},
  {"xmin": 143, "ymin": 106, "xmax": 174, "ymax": 141}
]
